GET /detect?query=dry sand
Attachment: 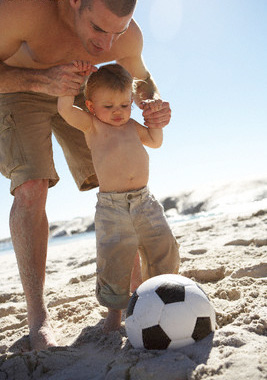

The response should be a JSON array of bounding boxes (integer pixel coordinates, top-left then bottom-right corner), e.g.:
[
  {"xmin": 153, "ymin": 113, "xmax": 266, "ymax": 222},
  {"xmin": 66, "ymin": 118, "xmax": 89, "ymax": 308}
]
[{"xmin": 0, "ymin": 207, "xmax": 266, "ymax": 379}]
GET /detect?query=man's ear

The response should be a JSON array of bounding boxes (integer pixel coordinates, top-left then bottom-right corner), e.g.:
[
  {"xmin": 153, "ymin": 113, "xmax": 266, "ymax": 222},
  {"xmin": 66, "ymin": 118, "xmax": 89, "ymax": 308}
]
[{"xmin": 86, "ymin": 100, "xmax": 95, "ymax": 115}]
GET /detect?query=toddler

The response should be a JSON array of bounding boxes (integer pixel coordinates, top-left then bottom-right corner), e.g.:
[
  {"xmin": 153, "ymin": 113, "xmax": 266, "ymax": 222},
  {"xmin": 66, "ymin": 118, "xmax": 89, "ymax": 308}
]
[{"xmin": 58, "ymin": 62, "xmax": 180, "ymax": 332}]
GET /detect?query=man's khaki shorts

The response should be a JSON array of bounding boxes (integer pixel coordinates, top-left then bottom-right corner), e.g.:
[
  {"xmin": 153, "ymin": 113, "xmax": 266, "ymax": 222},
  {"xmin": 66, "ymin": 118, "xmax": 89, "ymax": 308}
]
[
  {"xmin": 95, "ymin": 187, "xmax": 180, "ymax": 310},
  {"xmin": 0, "ymin": 91, "xmax": 98, "ymax": 195}
]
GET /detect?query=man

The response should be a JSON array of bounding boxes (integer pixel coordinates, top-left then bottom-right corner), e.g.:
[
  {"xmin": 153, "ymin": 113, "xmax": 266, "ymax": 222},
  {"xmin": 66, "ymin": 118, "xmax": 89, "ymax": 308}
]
[{"xmin": 0, "ymin": 0, "xmax": 171, "ymax": 350}]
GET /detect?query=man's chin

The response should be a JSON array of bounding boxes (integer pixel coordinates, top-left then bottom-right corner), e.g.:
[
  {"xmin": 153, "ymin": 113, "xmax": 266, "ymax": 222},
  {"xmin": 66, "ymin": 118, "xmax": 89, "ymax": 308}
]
[
  {"xmin": 89, "ymin": 43, "xmax": 105, "ymax": 55},
  {"xmin": 82, "ymin": 41, "xmax": 104, "ymax": 57}
]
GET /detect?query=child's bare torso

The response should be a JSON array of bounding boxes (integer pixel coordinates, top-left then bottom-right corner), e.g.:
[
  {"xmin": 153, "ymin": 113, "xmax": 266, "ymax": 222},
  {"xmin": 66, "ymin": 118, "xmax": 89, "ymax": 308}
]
[{"xmin": 86, "ymin": 118, "xmax": 149, "ymax": 193}]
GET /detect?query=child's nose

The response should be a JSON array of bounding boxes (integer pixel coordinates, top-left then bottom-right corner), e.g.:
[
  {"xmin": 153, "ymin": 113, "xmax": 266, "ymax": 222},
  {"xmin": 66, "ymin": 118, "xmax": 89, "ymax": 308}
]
[{"xmin": 113, "ymin": 107, "xmax": 121, "ymax": 114}]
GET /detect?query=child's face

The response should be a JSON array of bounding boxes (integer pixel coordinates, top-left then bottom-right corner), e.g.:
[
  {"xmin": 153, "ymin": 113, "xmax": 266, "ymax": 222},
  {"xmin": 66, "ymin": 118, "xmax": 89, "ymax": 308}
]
[{"xmin": 86, "ymin": 87, "xmax": 133, "ymax": 126}]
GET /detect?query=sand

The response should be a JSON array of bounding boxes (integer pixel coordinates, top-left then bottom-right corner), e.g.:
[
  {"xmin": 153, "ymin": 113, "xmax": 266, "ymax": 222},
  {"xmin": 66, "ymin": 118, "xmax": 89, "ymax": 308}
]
[{"xmin": 0, "ymin": 205, "xmax": 266, "ymax": 379}]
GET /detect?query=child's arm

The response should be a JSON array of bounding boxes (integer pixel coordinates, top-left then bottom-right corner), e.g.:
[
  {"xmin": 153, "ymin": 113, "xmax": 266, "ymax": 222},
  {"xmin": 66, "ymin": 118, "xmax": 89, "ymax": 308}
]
[
  {"xmin": 57, "ymin": 95, "xmax": 93, "ymax": 133},
  {"xmin": 57, "ymin": 60, "xmax": 97, "ymax": 133},
  {"xmin": 135, "ymin": 99, "xmax": 164, "ymax": 148},
  {"xmin": 135, "ymin": 120, "xmax": 163, "ymax": 148}
]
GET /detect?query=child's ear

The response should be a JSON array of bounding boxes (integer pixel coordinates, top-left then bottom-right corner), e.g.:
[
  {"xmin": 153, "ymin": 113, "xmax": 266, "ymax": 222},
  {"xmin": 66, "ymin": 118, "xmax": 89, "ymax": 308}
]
[{"xmin": 86, "ymin": 100, "xmax": 95, "ymax": 115}]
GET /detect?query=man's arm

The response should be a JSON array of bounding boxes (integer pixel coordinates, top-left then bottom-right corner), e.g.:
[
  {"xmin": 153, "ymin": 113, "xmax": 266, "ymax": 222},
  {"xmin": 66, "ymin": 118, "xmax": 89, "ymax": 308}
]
[
  {"xmin": 0, "ymin": 61, "xmax": 90, "ymax": 96},
  {"xmin": 0, "ymin": 2, "xmax": 39, "ymax": 93},
  {"xmin": 117, "ymin": 20, "xmax": 171, "ymax": 129},
  {"xmin": 116, "ymin": 21, "xmax": 160, "ymax": 106}
]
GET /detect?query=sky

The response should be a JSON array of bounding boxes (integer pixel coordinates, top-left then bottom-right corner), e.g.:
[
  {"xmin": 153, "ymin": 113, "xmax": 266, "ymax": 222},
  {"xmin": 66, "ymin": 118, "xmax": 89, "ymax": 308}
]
[{"xmin": 0, "ymin": 0, "xmax": 266, "ymax": 239}]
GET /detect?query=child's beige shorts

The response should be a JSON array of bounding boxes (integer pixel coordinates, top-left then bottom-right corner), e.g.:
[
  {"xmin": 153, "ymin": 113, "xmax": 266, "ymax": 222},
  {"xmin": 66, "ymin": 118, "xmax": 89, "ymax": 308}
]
[
  {"xmin": 95, "ymin": 186, "xmax": 180, "ymax": 310},
  {"xmin": 0, "ymin": 92, "xmax": 98, "ymax": 195}
]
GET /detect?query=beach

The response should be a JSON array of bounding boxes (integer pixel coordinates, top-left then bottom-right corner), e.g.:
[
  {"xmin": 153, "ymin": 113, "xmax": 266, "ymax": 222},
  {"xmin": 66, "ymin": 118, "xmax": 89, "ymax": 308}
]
[{"xmin": 0, "ymin": 178, "xmax": 266, "ymax": 379}]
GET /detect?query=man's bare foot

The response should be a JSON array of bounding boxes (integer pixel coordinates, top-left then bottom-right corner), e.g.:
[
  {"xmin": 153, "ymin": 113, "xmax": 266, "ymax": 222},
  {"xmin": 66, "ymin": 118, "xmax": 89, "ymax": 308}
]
[
  {"xmin": 29, "ymin": 319, "xmax": 57, "ymax": 350},
  {"xmin": 103, "ymin": 309, "xmax": 122, "ymax": 334},
  {"xmin": 9, "ymin": 334, "xmax": 31, "ymax": 353}
]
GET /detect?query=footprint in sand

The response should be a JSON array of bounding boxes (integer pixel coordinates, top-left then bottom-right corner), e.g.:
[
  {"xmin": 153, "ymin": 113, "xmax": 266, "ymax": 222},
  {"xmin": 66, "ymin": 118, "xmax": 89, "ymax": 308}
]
[
  {"xmin": 225, "ymin": 239, "xmax": 267, "ymax": 247},
  {"xmin": 188, "ymin": 249, "xmax": 208, "ymax": 255},
  {"xmin": 214, "ymin": 287, "xmax": 241, "ymax": 301},
  {"xmin": 181, "ymin": 266, "xmax": 225, "ymax": 283},
  {"xmin": 231, "ymin": 263, "xmax": 267, "ymax": 278},
  {"xmin": 196, "ymin": 226, "xmax": 213, "ymax": 232}
]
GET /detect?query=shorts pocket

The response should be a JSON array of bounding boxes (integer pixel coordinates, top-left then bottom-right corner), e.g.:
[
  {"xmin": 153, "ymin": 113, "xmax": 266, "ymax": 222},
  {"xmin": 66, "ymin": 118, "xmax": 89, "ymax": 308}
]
[
  {"xmin": 141, "ymin": 194, "xmax": 166, "ymax": 231},
  {"xmin": 0, "ymin": 113, "xmax": 26, "ymax": 178},
  {"xmin": 95, "ymin": 202, "xmax": 121, "ymax": 244}
]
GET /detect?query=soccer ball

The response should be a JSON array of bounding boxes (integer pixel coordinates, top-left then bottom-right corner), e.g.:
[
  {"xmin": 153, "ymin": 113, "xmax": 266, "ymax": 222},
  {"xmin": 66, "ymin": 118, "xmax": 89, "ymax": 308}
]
[{"xmin": 125, "ymin": 274, "xmax": 216, "ymax": 350}]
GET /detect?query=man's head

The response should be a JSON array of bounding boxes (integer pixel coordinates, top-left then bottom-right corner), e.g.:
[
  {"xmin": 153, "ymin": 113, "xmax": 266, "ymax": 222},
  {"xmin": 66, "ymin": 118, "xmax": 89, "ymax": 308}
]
[
  {"xmin": 80, "ymin": 0, "xmax": 137, "ymax": 17},
  {"xmin": 85, "ymin": 64, "xmax": 134, "ymax": 126},
  {"xmin": 71, "ymin": 0, "xmax": 137, "ymax": 55}
]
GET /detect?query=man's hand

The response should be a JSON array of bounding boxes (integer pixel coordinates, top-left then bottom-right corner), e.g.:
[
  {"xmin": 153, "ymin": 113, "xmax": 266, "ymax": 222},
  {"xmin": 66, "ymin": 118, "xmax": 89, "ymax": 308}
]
[
  {"xmin": 140, "ymin": 99, "xmax": 171, "ymax": 129},
  {"xmin": 39, "ymin": 61, "xmax": 97, "ymax": 97}
]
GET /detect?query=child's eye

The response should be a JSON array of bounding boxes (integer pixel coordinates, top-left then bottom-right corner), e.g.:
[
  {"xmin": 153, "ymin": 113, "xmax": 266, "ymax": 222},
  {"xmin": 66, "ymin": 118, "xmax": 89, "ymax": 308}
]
[
  {"xmin": 121, "ymin": 104, "xmax": 130, "ymax": 108},
  {"xmin": 104, "ymin": 105, "xmax": 113, "ymax": 109}
]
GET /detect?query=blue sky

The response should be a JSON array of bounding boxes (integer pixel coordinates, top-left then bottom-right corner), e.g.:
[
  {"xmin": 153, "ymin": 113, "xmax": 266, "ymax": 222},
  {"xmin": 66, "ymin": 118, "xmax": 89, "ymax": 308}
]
[{"xmin": 0, "ymin": 0, "xmax": 266, "ymax": 239}]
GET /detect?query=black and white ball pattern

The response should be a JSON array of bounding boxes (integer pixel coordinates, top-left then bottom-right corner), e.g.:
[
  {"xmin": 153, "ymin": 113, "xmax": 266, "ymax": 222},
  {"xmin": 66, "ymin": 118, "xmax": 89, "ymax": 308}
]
[{"xmin": 125, "ymin": 274, "xmax": 216, "ymax": 350}]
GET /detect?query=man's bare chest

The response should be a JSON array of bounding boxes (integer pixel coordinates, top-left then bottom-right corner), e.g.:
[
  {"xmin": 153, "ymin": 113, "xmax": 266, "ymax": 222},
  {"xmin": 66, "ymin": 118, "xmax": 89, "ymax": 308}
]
[{"xmin": 6, "ymin": 29, "xmax": 116, "ymax": 68}]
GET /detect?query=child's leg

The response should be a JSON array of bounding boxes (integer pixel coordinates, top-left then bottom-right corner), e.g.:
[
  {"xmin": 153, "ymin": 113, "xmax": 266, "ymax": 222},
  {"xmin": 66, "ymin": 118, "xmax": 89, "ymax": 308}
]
[
  {"xmin": 137, "ymin": 194, "xmax": 180, "ymax": 280},
  {"xmin": 103, "ymin": 308, "xmax": 122, "ymax": 334},
  {"xmin": 95, "ymin": 192, "xmax": 140, "ymax": 333},
  {"xmin": 130, "ymin": 251, "xmax": 143, "ymax": 293}
]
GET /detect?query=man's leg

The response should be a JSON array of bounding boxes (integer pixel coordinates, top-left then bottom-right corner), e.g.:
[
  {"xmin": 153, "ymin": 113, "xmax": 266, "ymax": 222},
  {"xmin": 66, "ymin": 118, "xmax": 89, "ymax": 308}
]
[{"xmin": 9, "ymin": 179, "xmax": 57, "ymax": 350}]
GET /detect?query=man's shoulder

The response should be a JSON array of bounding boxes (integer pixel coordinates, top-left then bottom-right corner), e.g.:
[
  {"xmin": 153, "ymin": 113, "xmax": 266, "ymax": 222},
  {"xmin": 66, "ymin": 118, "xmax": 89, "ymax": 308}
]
[
  {"xmin": 112, "ymin": 19, "xmax": 143, "ymax": 59},
  {"xmin": 123, "ymin": 19, "xmax": 143, "ymax": 50},
  {"xmin": 0, "ymin": 0, "xmax": 54, "ymax": 14},
  {"xmin": 128, "ymin": 19, "xmax": 143, "ymax": 40},
  {"xmin": 0, "ymin": 0, "xmax": 56, "ymax": 30},
  {"xmin": 1, "ymin": 0, "xmax": 61, "ymax": 54}
]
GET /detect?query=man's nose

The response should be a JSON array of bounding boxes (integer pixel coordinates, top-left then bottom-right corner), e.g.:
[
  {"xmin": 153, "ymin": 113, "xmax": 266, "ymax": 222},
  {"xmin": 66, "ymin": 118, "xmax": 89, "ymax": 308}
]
[{"xmin": 101, "ymin": 34, "xmax": 115, "ymax": 51}]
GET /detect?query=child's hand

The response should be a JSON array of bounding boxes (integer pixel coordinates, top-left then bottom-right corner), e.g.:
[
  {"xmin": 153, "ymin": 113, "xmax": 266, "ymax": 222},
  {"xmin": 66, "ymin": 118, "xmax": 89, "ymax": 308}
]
[
  {"xmin": 72, "ymin": 60, "xmax": 98, "ymax": 76},
  {"xmin": 140, "ymin": 99, "xmax": 164, "ymax": 113}
]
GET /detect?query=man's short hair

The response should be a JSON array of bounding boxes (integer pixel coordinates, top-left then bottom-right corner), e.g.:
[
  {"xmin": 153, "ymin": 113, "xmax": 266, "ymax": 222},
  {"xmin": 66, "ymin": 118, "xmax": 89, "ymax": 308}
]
[
  {"xmin": 84, "ymin": 64, "xmax": 133, "ymax": 100},
  {"xmin": 81, "ymin": 0, "xmax": 137, "ymax": 17}
]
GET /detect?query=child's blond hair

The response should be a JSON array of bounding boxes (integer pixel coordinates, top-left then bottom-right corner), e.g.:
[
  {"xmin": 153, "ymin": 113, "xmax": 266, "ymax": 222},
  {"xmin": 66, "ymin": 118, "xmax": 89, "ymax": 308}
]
[{"xmin": 84, "ymin": 64, "xmax": 134, "ymax": 100}]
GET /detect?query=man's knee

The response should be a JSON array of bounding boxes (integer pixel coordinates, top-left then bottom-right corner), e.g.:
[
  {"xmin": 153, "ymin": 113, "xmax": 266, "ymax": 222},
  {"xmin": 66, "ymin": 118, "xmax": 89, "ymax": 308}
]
[{"xmin": 13, "ymin": 179, "xmax": 49, "ymax": 208}]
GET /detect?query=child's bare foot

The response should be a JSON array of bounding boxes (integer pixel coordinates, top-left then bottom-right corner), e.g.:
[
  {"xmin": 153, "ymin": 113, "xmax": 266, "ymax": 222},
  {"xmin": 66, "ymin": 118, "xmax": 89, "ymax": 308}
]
[
  {"xmin": 103, "ymin": 309, "xmax": 122, "ymax": 334},
  {"xmin": 29, "ymin": 319, "xmax": 57, "ymax": 351}
]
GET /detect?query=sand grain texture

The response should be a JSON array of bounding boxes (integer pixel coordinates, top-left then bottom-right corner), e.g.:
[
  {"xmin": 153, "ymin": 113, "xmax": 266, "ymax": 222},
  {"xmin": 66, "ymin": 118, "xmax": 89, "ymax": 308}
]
[{"xmin": 0, "ymin": 205, "xmax": 266, "ymax": 379}]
